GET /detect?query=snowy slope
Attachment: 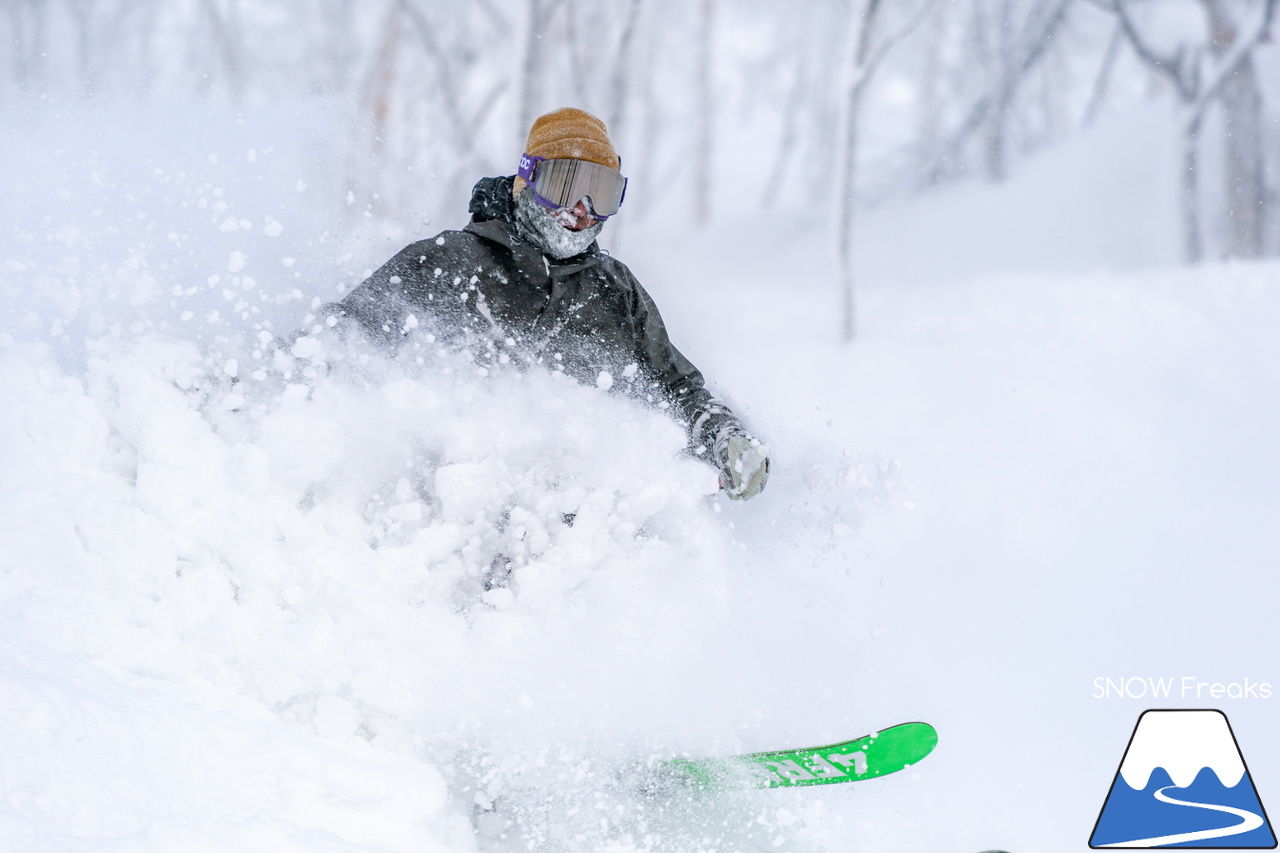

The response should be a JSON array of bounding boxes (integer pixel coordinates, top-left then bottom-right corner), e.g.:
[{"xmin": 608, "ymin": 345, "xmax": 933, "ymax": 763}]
[{"xmin": 3, "ymin": 98, "xmax": 1279, "ymax": 853}]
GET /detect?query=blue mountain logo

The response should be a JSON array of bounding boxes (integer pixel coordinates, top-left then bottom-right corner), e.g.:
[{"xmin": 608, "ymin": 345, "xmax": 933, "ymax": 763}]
[{"xmin": 1091, "ymin": 709, "xmax": 1276, "ymax": 848}]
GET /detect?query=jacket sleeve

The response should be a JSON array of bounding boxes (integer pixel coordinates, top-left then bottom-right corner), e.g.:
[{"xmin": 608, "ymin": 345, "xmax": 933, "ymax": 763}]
[
  {"xmin": 317, "ymin": 242, "xmax": 440, "ymax": 349},
  {"xmin": 628, "ymin": 276, "xmax": 750, "ymax": 462}
]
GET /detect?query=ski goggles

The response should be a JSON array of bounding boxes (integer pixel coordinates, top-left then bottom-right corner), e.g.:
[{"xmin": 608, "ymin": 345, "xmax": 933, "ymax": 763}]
[{"xmin": 517, "ymin": 154, "xmax": 628, "ymax": 220}]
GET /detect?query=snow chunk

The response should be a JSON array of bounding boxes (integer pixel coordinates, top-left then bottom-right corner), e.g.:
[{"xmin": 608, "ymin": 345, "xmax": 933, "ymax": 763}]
[
  {"xmin": 803, "ymin": 465, "xmax": 835, "ymax": 495},
  {"xmin": 313, "ymin": 696, "xmax": 358, "ymax": 741},
  {"xmin": 291, "ymin": 336, "xmax": 322, "ymax": 359},
  {"xmin": 481, "ymin": 587, "xmax": 515, "ymax": 610},
  {"xmin": 434, "ymin": 459, "xmax": 506, "ymax": 521},
  {"xmin": 228, "ymin": 251, "xmax": 246, "ymax": 273}
]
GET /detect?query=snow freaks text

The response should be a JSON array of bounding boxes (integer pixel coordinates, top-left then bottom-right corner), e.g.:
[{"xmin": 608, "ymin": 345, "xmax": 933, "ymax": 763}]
[{"xmin": 1093, "ymin": 677, "xmax": 1273, "ymax": 701}]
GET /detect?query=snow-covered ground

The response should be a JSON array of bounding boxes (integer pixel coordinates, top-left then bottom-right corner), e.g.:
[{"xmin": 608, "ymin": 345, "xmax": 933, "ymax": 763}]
[{"xmin": 2, "ymin": 98, "xmax": 1278, "ymax": 853}]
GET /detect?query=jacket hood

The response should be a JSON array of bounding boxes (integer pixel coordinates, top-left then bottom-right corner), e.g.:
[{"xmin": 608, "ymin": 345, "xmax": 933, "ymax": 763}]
[{"xmin": 468, "ymin": 175, "xmax": 517, "ymax": 224}]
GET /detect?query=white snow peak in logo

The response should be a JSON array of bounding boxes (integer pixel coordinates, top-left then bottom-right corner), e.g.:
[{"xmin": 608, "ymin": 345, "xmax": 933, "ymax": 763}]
[{"xmin": 1090, "ymin": 709, "xmax": 1276, "ymax": 848}]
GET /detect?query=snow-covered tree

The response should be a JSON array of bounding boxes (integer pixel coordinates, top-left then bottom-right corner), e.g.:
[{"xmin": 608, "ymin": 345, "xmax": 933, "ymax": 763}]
[{"xmin": 1105, "ymin": 0, "xmax": 1277, "ymax": 262}]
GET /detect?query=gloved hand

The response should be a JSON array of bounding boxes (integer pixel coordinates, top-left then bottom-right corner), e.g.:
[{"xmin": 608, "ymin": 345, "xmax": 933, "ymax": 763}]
[{"xmin": 718, "ymin": 433, "xmax": 770, "ymax": 501}]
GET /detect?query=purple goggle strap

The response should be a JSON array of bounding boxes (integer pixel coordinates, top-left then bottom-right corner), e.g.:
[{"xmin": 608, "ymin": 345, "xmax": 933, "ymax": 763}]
[{"xmin": 517, "ymin": 154, "xmax": 627, "ymax": 220}]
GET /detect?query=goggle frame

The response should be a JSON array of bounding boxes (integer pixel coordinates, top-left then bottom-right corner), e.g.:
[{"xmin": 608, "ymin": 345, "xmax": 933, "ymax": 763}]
[{"xmin": 517, "ymin": 154, "xmax": 628, "ymax": 220}]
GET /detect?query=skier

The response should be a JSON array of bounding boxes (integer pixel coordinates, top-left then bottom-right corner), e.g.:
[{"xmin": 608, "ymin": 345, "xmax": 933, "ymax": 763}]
[{"xmin": 308, "ymin": 107, "xmax": 769, "ymax": 500}]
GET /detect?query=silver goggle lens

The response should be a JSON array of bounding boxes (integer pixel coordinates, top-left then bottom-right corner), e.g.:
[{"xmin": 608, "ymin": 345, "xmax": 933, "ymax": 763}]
[{"xmin": 519, "ymin": 156, "xmax": 628, "ymax": 219}]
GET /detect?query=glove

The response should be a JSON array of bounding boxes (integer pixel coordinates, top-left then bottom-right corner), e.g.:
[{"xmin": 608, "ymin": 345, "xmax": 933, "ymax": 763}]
[{"xmin": 718, "ymin": 433, "xmax": 770, "ymax": 501}]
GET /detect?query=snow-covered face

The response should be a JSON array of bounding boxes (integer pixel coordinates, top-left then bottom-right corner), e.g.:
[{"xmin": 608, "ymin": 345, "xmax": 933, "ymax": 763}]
[
  {"xmin": 552, "ymin": 199, "xmax": 598, "ymax": 231},
  {"xmin": 514, "ymin": 187, "xmax": 603, "ymax": 260}
]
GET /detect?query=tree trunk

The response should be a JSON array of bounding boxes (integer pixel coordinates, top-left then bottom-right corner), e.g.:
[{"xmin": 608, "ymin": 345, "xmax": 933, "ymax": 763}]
[
  {"xmin": 837, "ymin": 0, "xmax": 883, "ymax": 343},
  {"xmin": 984, "ymin": 0, "xmax": 1012, "ymax": 184},
  {"xmin": 517, "ymin": 0, "xmax": 547, "ymax": 151},
  {"xmin": 1219, "ymin": 56, "xmax": 1265, "ymax": 258},
  {"xmin": 837, "ymin": 104, "xmax": 862, "ymax": 343},
  {"xmin": 693, "ymin": 0, "xmax": 715, "ymax": 226},
  {"xmin": 370, "ymin": 6, "xmax": 402, "ymax": 161},
  {"xmin": 201, "ymin": 0, "xmax": 244, "ymax": 102},
  {"xmin": 67, "ymin": 0, "xmax": 96, "ymax": 95},
  {"xmin": 608, "ymin": 0, "xmax": 644, "ymax": 140},
  {"xmin": 1180, "ymin": 110, "xmax": 1204, "ymax": 265},
  {"xmin": 917, "ymin": 0, "xmax": 947, "ymax": 186},
  {"xmin": 762, "ymin": 54, "xmax": 808, "ymax": 208},
  {"xmin": 1081, "ymin": 19, "xmax": 1122, "ymax": 128},
  {"xmin": 1203, "ymin": 0, "xmax": 1266, "ymax": 258},
  {"xmin": 9, "ymin": 0, "xmax": 50, "ymax": 91},
  {"xmin": 322, "ymin": 0, "xmax": 357, "ymax": 93}
]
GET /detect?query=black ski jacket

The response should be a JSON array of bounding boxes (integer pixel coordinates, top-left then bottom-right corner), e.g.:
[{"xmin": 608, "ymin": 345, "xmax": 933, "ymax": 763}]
[{"xmin": 318, "ymin": 175, "xmax": 746, "ymax": 461}]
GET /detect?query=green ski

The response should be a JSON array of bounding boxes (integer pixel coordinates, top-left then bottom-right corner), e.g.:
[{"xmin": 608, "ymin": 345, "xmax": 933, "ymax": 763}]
[{"xmin": 657, "ymin": 722, "xmax": 937, "ymax": 791}]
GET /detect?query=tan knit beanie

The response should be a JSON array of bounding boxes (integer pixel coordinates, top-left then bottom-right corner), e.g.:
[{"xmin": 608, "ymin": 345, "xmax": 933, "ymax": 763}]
[{"xmin": 513, "ymin": 108, "xmax": 620, "ymax": 197}]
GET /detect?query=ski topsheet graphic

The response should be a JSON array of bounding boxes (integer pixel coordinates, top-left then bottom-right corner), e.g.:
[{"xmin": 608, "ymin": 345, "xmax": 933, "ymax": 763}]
[
  {"xmin": 1090, "ymin": 709, "xmax": 1276, "ymax": 848},
  {"xmin": 657, "ymin": 721, "xmax": 937, "ymax": 791}
]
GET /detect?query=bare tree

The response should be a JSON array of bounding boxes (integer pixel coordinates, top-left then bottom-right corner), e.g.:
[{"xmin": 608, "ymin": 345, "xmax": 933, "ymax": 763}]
[
  {"xmin": 64, "ymin": 0, "xmax": 99, "ymax": 95},
  {"xmin": 199, "ymin": 0, "xmax": 244, "ymax": 101},
  {"xmin": 1080, "ymin": 15, "xmax": 1123, "ymax": 127},
  {"xmin": 362, "ymin": 2, "xmax": 404, "ymax": 219},
  {"xmin": 319, "ymin": 0, "xmax": 359, "ymax": 93},
  {"xmin": 981, "ymin": 0, "xmax": 1075, "ymax": 182},
  {"xmin": 562, "ymin": 2, "xmax": 591, "ymax": 108},
  {"xmin": 837, "ymin": 0, "xmax": 935, "ymax": 342},
  {"xmin": 399, "ymin": 0, "xmax": 471, "ymax": 152},
  {"xmin": 761, "ymin": 53, "xmax": 812, "ymax": 209},
  {"xmin": 916, "ymin": 0, "xmax": 949, "ymax": 185},
  {"xmin": 607, "ymin": 0, "xmax": 645, "ymax": 141},
  {"xmin": 516, "ymin": 0, "xmax": 568, "ymax": 152},
  {"xmin": 397, "ymin": 0, "xmax": 507, "ymax": 206},
  {"xmin": 927, "ymin": 0, "xmax": 1074, "ymax": 186},
  {"xmin": 6, "ymin": 0, "xmax": 51, "ymax": 91},
  {"xmin": 11, "ymin": 0, "xmax": 1234, "ymax": 278},
  {"xmin": 983, "ymin": 0, "xmax": 1013, "ymax": 182},
  {"xmin": 1108, "ymin": 0, "xmax": 1277, "ymax": 262},
  {"xmin": 693, "ymin": 0, "xmax": 715, "ymax": 226},
  {"xmin": 1202, "ymin": 0, "xmax": 1268, "ymax": 258},
  {"xmin": 94, "ymin": 0, "xmax": 165, "ymax": 96}
]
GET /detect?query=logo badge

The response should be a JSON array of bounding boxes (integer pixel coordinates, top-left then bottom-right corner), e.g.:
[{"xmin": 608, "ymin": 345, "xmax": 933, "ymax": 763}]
[{"xmin": 1090, "ymin": 709, "xmax": 1276, "ymax": 848}]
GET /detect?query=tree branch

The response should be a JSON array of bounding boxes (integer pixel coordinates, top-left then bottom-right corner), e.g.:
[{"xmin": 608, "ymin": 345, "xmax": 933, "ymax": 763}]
[
  {"xmin": 929, "ymin": 0, "xmax": 1072, "ymax": 174},
  {"xmin": 1112, "ymin": 0, "xmax": 1196, "ymax": 100},
  {"xmin": 1081, "ymin": 15, "xmax": 1123, "ymax": 127},
  {"xmin": 1011, "ymin": 0, "xmax": 1073, "ymax": 88},
  {"xmin": 848, "ymin": 0, "xmax": 936, "ymax": 97},
  {"xmin": 397, "ymin": 0, "xmax": 468, "ymax": 151},
  {"xmin": 1188, "ymin": 0, "xmax": 1276, "ymax": 119}
]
